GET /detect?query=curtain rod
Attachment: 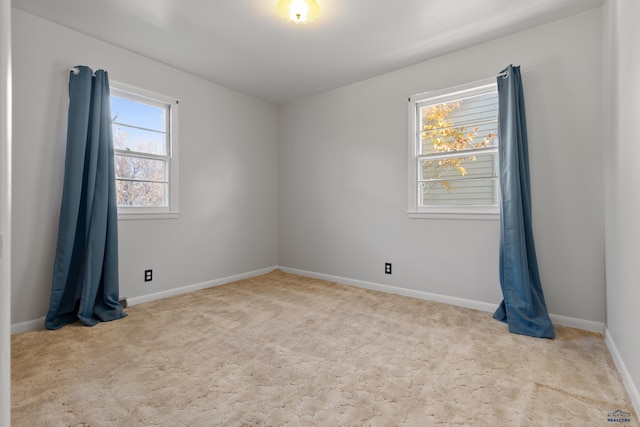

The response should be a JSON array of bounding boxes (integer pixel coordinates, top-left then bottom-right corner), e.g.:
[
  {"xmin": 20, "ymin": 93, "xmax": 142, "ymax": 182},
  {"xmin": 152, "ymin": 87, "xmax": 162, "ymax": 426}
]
[
  {"xmin": 69, "ymin": 67, "xmax": 98, "ymax": 75},
  {"xmin": 69, "ymin": 67, "xmax": 98, "ymax": 77},
  {"xmin": 71, "ymin": 68, "xmax": 511, "ymax": 79}
]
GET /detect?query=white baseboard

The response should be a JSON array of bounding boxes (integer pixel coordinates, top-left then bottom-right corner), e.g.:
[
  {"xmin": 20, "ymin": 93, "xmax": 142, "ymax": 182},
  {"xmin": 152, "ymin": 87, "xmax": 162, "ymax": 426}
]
[
  {"xmin": 549, "ymin": 313, "xmax": 604, "ymax": 334},
  {"xmin": 11, "ymin": 266, "xmax": 605, "ymax": 336},
  {"xmin": 605, "ymin": 327, "xmax": 640, "ymax": 418},
  {"xmin": 126, "ymin": 266, "xmax": 277, "ymax": 307},
  {"xmin": 279, "ymin": 266, "xmax": 497, "ymax": 312},
  {"xmin": 11, "ymin": 267, "xmax": 277, "ymax": 335},
  {"xmin": 278, "ymin": 266, "xmax": 605, "ymax": 334},
  {"xmin": 11, "ymin": 317, "xmax": 44, "ymax": 335}
]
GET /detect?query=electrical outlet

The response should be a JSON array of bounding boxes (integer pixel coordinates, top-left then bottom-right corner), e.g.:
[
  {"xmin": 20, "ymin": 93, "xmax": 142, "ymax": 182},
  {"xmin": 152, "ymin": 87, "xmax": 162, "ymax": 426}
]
[
  {"xmin": 385, "ymin": 263, "xmax": 392, "ymax": 274},
  {"xmin": 144, "ymin": 269, "xmax": 153, "ymax": 282}
]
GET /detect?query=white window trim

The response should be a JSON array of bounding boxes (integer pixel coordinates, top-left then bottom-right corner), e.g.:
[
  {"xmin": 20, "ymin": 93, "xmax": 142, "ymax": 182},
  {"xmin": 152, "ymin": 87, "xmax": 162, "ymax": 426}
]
[
  {"xmin": 110, "ymin": 81, "xmax": 180, "ymax": 220},
  {"xmin": 407, "ymin": 78, "xmax": 499, "ymax": 221}
]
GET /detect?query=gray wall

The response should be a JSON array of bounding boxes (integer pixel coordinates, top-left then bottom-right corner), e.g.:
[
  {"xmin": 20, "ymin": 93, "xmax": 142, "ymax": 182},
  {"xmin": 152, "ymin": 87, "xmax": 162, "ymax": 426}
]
[
  {"xmin": 604, "ymin": 0, "xmax": 640, "ymax": 411},
  {"xmin": 11, "ymin": 9, "xmax": 279, "ymax": 325},
  {"xmin": 278, "ymin": 9, "xmax": 605, "ymax": 324}
]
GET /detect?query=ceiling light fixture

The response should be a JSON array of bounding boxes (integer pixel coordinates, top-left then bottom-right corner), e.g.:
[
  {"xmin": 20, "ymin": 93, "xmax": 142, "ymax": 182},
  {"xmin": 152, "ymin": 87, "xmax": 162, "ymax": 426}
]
[{"xmin": 277, "ymin": 0, "xmax": 320, "ymax": 24}]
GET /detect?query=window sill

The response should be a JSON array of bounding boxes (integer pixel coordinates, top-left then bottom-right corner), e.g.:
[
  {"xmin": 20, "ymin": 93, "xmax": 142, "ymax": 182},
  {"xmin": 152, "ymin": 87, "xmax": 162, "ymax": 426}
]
[
  {"xmin": 118, "ymin": 211, "xmax": 180, "ymax": 221},
  {"xmin": 407, "ymin": 208, "xmax": 499, "ymax": 221}
]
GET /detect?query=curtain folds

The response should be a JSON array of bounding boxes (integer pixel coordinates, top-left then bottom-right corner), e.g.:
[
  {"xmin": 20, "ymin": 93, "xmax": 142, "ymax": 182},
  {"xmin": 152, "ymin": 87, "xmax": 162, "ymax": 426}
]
[
  {"xmin": 45, "ymin": 66, "xmax": 126, "ymax": 330},
  {"xmin": 493, "ymin": 65, "xmax": 555, "ymax": 339}
]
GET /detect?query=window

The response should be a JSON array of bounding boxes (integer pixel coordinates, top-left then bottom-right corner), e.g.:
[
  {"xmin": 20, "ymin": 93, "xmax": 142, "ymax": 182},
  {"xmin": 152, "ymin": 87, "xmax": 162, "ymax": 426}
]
[
  {"xmin": 110, "ymin": 82, "xmax": 179, "ymax": 219},
  {"xmin": 408, "ymin": 79, "xmax": 499, "ymax": 220}
]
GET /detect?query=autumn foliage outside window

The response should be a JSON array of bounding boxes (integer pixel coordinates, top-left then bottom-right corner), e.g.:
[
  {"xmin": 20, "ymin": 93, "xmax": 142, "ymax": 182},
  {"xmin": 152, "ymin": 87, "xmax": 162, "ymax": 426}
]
[{"xmin": 412, "ymin": 82, "xmax": 499, "ymax": 209}]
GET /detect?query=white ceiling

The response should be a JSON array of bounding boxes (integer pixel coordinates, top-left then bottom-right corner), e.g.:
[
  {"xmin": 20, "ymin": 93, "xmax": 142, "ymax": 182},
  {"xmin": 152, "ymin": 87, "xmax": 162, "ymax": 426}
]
[{"xmin": 13, "ymin": 0, "xmax": 603, "ymax": 105}]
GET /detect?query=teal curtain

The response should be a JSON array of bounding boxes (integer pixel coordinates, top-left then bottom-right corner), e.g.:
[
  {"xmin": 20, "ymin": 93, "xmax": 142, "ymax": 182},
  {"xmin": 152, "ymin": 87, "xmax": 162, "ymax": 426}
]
[
  {"xmin": 45, "ymin": 66, "xmax": 126, "ymax": 330},
  {"xmin": 493, "ymin": 65, "xmax": 554, "ymax": 339}
]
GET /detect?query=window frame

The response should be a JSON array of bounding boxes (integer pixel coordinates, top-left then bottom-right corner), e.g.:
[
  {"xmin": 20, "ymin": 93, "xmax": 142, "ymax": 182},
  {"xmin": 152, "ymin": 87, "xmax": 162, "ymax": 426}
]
[
  {"xmin": 109, "ymin": 81, "xmax": 180, "ymax": 220},
  {"xmin": 407, "ymin": 78, "xmax": 499, "ymax": 221}
]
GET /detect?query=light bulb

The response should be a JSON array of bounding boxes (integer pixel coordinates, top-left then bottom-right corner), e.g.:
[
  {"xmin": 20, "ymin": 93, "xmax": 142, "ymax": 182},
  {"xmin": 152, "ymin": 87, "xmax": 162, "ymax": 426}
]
[
  {"xmin": 289, "ymin": 0, "xmax": 309, "ymax": 21},
  {"xmin": 277, "ymin": 0, "xmax": 320, "ymax": 24}
]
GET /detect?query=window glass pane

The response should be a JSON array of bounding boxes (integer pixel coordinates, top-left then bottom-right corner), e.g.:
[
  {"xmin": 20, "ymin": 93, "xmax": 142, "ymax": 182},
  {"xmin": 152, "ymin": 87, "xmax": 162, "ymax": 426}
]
[
  {"xmin": 111, "ymin": 95, "xmax": 165, "ymax": 132},
  {"xmin": 420, "ymin": 153, "xmax": 497, "ymax": 181},
  {"xmin": 410, "ymin": 81, "xmax": 499, "ymax": 211},
  {"xmin": 113, "ymin": 124, "xmax": 167, "ymax": 155},
  {"xmin": 110, "ymin": 84, "xmax": 177, "ymax": 214},
  {"xmin": 420, "ymin": 153, "xmax": 498, "ymax": 206},
  {"xmin": 420, "ymin": 123, "xmax": 498, "ymax": 154},
  {"xmin": 421, "ymin": 178, "xmax": 498, "ymax": 206},
  {"xmin": 419, "ymin": 92, "xmax": 498, "ymax": 155},
  {"xmin": 445, "ymin": 92, "xmax": 498, "ymax": 123},
  {"xmin": 116, "ymin": 181, "xmax": 167, "ymax": 207},
  {"xmin": 115, "ymin": 155, "xmax": 167, "ymax": 182}
]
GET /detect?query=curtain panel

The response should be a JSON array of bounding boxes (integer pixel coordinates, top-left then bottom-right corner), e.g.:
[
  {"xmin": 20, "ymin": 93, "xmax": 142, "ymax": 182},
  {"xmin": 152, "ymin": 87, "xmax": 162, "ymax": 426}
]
[
  {"xmin": 493, "ymin": 65, "xmax": 555, "ymax": 339},
  {"xmin": 45, "ymin": 66, "xmax": 126, "ymax": 330}
]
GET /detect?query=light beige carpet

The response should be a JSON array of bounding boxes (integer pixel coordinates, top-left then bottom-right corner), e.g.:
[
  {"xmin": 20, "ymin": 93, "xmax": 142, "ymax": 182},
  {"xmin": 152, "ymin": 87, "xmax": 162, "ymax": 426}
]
[{"xmin": 11, "ymin": 270, "xmax": 638, "ymax": 426}]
